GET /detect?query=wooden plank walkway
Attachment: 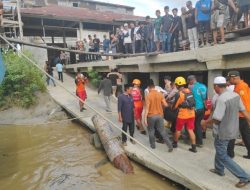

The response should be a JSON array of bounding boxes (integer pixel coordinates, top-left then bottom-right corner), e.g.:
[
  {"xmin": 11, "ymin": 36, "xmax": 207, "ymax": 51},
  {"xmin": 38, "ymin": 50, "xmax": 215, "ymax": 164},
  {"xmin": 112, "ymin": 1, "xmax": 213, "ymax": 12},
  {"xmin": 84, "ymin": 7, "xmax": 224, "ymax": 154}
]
[{"xmin": 48, "ymin": 72, "xmax": 250, "ymax": 190}]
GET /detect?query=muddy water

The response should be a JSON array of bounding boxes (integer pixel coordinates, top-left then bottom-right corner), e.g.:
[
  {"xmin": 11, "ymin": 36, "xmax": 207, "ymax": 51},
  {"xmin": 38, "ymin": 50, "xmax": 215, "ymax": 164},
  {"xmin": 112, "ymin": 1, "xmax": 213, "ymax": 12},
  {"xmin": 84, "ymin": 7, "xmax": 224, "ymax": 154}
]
[{"xmin": 0, "ymin": 123, "xmax": 179, "ymax": 190}]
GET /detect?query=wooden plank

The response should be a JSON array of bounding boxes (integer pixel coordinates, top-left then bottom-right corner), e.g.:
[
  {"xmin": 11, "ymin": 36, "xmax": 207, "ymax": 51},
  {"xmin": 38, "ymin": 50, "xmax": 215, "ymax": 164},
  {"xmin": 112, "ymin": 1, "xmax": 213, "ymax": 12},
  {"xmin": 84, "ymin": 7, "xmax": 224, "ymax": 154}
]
[{"xmin": 3, "ymin": 37, "xmax": 151, "ymax": 58}]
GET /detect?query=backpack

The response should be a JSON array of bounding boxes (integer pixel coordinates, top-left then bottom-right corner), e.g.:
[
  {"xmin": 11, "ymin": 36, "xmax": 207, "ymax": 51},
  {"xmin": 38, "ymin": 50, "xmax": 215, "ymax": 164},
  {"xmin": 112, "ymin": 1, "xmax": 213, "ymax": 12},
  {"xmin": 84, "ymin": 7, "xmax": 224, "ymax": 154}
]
[{"xmin": 179, "ymin": 89, "xmax": 195, "ymax": 109}]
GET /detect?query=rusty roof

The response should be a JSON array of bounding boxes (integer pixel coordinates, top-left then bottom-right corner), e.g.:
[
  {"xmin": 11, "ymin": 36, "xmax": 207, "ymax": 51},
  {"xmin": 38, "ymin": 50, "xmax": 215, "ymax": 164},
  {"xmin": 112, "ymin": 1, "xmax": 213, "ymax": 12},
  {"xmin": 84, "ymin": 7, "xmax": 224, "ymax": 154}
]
[
  {"xmin": 82, "ymin": 0, "xmax": 135, "ymax": 9},
  {"xmin": 21, "ymin": 5, "xmax": 142, "ymax": 24}
]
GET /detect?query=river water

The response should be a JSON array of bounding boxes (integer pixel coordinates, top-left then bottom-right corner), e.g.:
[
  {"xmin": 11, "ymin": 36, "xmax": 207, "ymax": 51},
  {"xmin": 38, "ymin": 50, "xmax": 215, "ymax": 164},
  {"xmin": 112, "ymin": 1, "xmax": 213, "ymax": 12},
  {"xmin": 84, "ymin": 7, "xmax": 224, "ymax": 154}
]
[{"xmin": 0, "ymin": 123, "xmax": 180, "ymax": 190}]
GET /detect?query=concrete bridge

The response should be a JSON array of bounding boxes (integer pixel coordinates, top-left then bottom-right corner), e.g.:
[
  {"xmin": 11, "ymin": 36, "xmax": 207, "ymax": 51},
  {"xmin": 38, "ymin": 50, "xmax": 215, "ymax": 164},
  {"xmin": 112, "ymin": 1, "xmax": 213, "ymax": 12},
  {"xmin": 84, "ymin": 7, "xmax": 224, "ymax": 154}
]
[{"xmin": 65, "ymin": 37, "xmax": 250, "ymax": 97}]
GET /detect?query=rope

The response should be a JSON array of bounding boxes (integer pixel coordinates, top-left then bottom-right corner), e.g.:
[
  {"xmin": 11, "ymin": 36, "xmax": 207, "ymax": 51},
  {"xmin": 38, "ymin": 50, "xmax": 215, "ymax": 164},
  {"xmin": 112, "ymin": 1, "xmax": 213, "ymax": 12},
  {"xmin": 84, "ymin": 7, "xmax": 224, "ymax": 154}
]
[
  {"xmin": 0, "ymin": 115, "xmax": 89, "ymax": 126},
  {"xmin": 0, "ymin": 35, "xmax": 202, "ymax": 189}
]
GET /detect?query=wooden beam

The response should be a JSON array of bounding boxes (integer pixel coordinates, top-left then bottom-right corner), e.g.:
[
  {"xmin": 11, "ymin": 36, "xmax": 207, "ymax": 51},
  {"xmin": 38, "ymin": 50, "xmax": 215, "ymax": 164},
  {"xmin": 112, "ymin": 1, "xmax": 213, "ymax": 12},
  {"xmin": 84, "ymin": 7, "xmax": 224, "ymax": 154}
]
[
  {"xmin": 16, "ymin": 0, "xmax": 23, "ymax": 39},
  {"xmin": 3, "ymin": 36, "xmax": 152, "ymax": 57}
]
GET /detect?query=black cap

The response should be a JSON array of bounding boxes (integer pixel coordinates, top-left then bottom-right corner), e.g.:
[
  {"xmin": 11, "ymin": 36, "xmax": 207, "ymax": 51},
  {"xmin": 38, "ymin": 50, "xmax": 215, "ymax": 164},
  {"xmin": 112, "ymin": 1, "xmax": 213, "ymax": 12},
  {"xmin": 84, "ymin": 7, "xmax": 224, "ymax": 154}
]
[{"xmin": 228, "ymin": 71, "xmax": 240, "ymax": 77}]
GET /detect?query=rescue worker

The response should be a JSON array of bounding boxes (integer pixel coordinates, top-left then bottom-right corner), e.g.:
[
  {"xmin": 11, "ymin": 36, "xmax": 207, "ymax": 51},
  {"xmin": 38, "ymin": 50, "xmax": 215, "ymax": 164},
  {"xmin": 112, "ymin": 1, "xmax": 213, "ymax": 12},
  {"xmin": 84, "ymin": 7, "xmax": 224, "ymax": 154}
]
[
  {"xmin": 75, "ymin": 72, "xmax": 87, "ymax": 112},
  {"xmin": 172, "ymin": 77, "xmax": 197, "ymax": 153},
  {"xmin": 131, "ymin": 79, "xmax": 146, "ymax": 134},
  {"xmin": 228, "ymin": 71, "xmax": 250, "ymax": 159}
]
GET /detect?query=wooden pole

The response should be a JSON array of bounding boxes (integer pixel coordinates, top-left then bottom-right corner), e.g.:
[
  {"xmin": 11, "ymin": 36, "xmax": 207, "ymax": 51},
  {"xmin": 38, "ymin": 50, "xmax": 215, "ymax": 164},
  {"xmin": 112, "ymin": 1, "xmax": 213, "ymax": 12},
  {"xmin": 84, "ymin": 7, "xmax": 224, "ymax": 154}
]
[
  {"xmin": 41, "ymin": 18, "xmax": 46, "ymax": 38},
  {"xmin": 16, "ymin": 0, "xmax": 23, "ymax": 40},
  {"xmin": 5, "ymin": 37, "xmax": 156, "ymax": 57}
]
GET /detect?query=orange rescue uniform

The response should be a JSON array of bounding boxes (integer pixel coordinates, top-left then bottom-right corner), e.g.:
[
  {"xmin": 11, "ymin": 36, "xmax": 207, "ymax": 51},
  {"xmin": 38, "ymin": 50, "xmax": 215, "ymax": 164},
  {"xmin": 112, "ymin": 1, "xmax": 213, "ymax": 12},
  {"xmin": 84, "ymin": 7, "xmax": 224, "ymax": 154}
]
[
  {"xmin": 76, "ymin": 78, "xmax": 87, "ymax": 101},
  {"xmin": 234, "ymin": 80, "xmax": 250, "ymax": 118},
  {"xmin": 131, "ymin": 87, "xmax": 143, "ymax": 120},
  {"xmin": 174, "ymin": 89, "xmax": 195, "ymax": 131}
]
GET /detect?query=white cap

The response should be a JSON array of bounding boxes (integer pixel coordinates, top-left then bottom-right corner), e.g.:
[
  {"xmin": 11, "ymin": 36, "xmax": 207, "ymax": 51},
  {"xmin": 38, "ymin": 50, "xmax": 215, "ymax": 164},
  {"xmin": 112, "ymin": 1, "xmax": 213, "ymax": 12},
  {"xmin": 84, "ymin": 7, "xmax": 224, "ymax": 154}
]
[
  {"xmin": 214, "ymin": 76, "xmax": 226, "ymax": 84},
  {"xmin": 124, "ymin": 23, "xmax": 128, "ymax": 27}
]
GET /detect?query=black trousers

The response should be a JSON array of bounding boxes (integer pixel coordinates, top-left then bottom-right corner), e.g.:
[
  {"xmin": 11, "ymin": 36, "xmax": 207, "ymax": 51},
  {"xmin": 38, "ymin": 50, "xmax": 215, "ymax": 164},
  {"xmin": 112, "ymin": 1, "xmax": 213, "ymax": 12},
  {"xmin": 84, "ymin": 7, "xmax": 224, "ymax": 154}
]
[
  {"xmin": 170, "ymin": 32, "xmax": 180, "ymax": 52},
  {"xmin": 122, "ymin": 121, "xmax": 135, "ymax": 142},
  {"xmin": 239, "ymin": 118, "xmax": 250, "ymax": 156},
  {"xmin": 135, "ymin": 40, "xmax": 142, "ymax": 53},
  {"xmin": 227, "ymin": 118, "xmax": 250, "ymax": 158},
  {"xmin": 124, "ymin": 43, "xmax": 132, "ymax": 54},
  {"xmin": 58, "ymin": 72, "xmax": 63, "ymax": 82},
  {"xmin": 116, "ymin": 85, "xmax": 123, "ymax": 97},
  {"xmin": 227, "ymin": 139, "xmax": 235, "ymax": 158},
  {"xmin": 195, "ymin": 109, "xmax": 205, "ymax": 145}
]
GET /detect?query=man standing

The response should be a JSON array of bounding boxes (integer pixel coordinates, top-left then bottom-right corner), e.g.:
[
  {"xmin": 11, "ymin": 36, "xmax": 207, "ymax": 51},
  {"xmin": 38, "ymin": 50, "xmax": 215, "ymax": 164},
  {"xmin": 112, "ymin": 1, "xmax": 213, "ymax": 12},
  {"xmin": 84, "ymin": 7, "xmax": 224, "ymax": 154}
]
[
  {"xmin": 186, "ymin": 1, "xmax": 199, "ymax": 50},
  {"xmin": 187, "ymin": 75, "xmax": 207, "ymax": 147},
  {"xmin": 144, "ymin": 79, "xmax": 173, "ymax": 152},
  {"xmin": 98, "ymin": 75, "xmax": 113, "ymax": 112},
  {"xmin": 161, "ymin": 6, "xmax": 173, "ymax": 53},
  {"xmin": 154, "ymin": 10, "xmax": 163, "ymax": 52},
  {"xmin": 56, "ymin": 61, "xmax": 63, "ymax": 82},
  {"xmin": 201, "ymin": 76, "xmax": 250, "ymax": 188},
  {"xmin": 228, "ymin": 71, "xmax": 250, "ymax": 159},
  {"xmin": 134, "ymin": 21, "xmax": 142, "ymax": 53},
  {"xmin": 118, "ymin": 84, "xmax": 135, "ymax": 146},
  {"xmin": 180, "ymin": 7, "xmax": 188, "ymax": 51},
  {"xmin": 131, "ymin": 79, "xmax": 146, "ymax": 134},
  {"xmin": 123, "ymin": 23, "xmax": 132, "ymax": 54},
  {"xmin": 171, "ymin": 8, "xmax": 181, "ymax": 52},
  {"xmin": 195, "ymin": 0, "xmax": 212, "ymax": 47},
  {"xmin": 173, "ymin": 77, "xmax": 197, "ymax": 153},
  {"xmin": 44, "ymin": 61, "xmax": 56, "ymax": 87},
  {"xmin": 93, "ymin": 34, "xmax": 101, "ymax": 60},
  {"xmin": 145, "ymin": 16, "xmax": 154, "ymax": 53},
  {"xmin": 107, "ymin": 69, "xmax": 120, "ymax": 97},
  {"xmin": 130, "ymin": 22, "xmax": 135, "ymax": 54}
]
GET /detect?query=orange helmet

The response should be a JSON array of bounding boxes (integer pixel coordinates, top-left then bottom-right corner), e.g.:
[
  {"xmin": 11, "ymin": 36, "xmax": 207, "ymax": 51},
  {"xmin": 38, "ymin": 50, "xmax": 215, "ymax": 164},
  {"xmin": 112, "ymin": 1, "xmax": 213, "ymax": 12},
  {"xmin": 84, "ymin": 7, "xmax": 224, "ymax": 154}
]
[{"xmin": 132, "ymin": 79, "xmax": 141, "ymax": 85}]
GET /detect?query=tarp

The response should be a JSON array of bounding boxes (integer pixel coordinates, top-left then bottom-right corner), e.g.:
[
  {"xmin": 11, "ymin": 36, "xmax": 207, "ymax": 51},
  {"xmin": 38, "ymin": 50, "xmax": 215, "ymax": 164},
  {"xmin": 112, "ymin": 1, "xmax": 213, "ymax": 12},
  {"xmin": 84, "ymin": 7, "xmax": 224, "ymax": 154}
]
[{"xmin": 0, "ymin": 52, "xmax": 6, "ymax": 84}]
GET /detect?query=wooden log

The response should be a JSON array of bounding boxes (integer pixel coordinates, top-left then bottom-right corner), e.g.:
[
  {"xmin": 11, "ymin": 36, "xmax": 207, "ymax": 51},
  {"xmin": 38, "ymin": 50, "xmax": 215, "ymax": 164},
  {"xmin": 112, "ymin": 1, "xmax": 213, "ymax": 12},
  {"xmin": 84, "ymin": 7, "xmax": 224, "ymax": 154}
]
[{"xmin": 92, "ymin": 115, "xmax": 134, "ymax": 174}]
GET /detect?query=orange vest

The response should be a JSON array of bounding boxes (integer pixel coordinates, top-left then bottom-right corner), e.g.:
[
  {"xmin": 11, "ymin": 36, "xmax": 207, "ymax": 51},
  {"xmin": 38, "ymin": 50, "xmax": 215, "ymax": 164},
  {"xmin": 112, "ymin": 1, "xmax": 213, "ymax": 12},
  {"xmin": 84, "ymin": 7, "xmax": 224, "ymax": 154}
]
[
  {"xmin": 76, "ymin": 79, "xmax": 85, "ymax": 93},
  {"xmin": 174, "ymin": 89, "xmax": 195, "ymax": 119},
  {"xmin": 131, "ymin": 87, "xmax": 143, "ymax": 108}
]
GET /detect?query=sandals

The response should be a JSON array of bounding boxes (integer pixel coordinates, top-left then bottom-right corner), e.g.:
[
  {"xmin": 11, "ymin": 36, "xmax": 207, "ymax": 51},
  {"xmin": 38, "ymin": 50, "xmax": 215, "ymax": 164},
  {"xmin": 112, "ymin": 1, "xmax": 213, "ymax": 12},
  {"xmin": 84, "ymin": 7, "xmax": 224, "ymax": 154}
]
[
  {"xmin": 235, "ymin": 181, "xmax": 249, "ymax": 188},
  {"xmin": 209, "ymin": 169, "xmax": 225, "ymax": 177}
]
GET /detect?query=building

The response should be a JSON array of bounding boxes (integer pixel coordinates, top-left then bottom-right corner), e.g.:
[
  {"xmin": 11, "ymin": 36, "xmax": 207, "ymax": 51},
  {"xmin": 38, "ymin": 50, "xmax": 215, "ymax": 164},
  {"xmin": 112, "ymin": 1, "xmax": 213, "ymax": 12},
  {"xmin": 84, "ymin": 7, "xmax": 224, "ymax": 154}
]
[
  {"xmin": 19, "ymin": 0, "xmax": 141, "ymax": 65},
  {"xmin": 21, "ymin": 0, "xmax": 134, "ymax": 15}
]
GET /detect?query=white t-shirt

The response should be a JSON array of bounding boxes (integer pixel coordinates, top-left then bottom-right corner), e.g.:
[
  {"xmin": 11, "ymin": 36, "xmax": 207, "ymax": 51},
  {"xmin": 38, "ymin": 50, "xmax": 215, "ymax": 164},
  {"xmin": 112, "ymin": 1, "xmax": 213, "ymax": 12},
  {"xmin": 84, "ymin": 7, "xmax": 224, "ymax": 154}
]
[
  {"xmin": 123, "ymin": 29, "xmax": 132, "ymax": 44},
  {"xmin": 134, "ymin": 26, "xmax": 141, "ymax": 41}
]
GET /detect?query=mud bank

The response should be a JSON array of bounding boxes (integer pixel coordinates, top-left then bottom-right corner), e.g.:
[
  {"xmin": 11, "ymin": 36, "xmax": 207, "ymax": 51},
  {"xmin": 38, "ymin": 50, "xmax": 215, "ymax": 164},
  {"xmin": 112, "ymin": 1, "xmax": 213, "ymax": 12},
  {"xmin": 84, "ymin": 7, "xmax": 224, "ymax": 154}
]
[{"xmin": 0, "ymin": 92, "xmax": 68, "ymax": 125}]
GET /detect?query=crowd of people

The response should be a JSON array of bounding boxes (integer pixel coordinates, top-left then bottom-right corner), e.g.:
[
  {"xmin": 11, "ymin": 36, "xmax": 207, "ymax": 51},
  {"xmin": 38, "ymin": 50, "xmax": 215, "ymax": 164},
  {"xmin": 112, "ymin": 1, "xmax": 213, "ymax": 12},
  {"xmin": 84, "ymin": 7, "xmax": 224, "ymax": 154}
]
[
  {"xmin": 73, "ymin": 0, "xmax": 250, "ymax": 60},
  {"xmin": 88, "ymin": 69, "xmax": 250, "ymax": 188}
]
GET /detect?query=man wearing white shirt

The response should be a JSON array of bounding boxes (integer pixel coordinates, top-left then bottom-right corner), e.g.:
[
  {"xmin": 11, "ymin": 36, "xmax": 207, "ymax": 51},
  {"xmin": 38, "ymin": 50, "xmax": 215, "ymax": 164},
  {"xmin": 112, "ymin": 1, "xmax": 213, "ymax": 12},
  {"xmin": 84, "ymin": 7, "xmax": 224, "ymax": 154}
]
[{"xmin": 123, "ymin": 23, "xmax": 132, "ymax": 54}]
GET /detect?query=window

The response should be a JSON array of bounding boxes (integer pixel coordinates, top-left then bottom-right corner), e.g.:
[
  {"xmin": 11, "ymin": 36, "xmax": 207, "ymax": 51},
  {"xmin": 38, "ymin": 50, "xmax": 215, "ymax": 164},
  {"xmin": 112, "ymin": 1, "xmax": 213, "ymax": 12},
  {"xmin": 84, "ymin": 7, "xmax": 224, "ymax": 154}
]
[{"xmin": 72, "ymin": 2, "xmax": 79, "ymax": 7}]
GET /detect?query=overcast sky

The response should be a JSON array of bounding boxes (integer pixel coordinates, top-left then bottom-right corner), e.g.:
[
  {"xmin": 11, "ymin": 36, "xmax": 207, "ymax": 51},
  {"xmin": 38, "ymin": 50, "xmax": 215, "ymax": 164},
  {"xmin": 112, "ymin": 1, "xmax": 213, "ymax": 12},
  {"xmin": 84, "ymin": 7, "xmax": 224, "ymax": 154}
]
[{"xmin": 99, "ymin": 0, "xmax": 198, "ymax": 16}]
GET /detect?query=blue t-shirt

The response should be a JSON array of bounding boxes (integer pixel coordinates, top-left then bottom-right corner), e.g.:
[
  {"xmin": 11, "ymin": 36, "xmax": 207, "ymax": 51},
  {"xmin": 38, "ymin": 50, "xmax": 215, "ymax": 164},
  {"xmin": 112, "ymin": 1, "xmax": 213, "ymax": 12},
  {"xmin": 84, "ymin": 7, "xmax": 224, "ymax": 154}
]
[
  {"xmin": 192, "ymin": 82, "xmax": 207, "ymax": 110},
  {"xmin": 56, "ymin": 63, "xmax": 63, "ymax": 72},
  {"xmin": 195, "ymin": 0, "xmax": 212, "ymax": 21},
  {"xmin": 103, "ymin": 39, "xmax": 110, "ymax": 50}
]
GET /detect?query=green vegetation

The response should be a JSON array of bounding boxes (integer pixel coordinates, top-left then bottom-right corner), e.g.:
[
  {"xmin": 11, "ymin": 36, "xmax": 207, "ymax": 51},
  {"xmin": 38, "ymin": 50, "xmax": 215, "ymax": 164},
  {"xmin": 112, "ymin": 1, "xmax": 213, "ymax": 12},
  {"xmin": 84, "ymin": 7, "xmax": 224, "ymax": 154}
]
[
  {"xmin": 0, "ymin": 51, "xmax": 46, "ymax": 109},
  {"xmin": 87, "ymin": 69, "xmax": 102, "ymax": 88}
]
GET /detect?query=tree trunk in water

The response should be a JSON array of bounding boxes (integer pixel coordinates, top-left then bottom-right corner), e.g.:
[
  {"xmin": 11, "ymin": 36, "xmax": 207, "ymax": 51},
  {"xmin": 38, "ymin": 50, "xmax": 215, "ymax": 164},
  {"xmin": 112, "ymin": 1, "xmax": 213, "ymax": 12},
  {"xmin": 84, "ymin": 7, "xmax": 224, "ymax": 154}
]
[{"xmin": 92, "ymin": 115, "xmax": 134, "ymax": 174}]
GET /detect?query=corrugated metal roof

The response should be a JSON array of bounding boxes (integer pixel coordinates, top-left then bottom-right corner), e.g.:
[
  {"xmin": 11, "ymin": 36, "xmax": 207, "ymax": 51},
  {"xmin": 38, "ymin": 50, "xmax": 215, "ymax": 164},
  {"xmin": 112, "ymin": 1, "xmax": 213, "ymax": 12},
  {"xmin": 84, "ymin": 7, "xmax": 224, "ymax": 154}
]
[{"xmin": 21, "ymin": 5, "xmax": 142, "ymax": 23}]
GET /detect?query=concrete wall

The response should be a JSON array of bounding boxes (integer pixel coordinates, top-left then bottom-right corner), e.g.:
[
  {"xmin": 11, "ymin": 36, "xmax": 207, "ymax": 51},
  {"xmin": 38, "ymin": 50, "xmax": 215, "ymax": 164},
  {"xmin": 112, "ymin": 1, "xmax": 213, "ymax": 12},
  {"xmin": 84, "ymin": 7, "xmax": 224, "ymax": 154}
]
[{"xmin": 22, "ymin": 37, "xmax": 48, "ymax": 66}]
